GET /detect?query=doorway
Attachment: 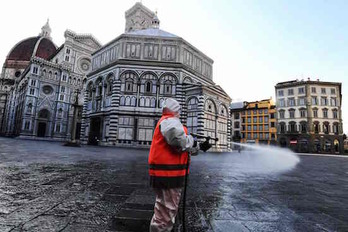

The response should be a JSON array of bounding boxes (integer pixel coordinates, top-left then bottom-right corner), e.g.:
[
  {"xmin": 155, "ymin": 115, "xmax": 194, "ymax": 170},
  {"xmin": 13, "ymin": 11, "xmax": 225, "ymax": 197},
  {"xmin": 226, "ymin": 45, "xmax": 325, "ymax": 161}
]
[
  {"xmin": 37, "ymin": 122, "xmax": 46, "ymax": 137},
  {"xmin": 88, "ymin": 117, "xmax": 102, "ymax": 145}
]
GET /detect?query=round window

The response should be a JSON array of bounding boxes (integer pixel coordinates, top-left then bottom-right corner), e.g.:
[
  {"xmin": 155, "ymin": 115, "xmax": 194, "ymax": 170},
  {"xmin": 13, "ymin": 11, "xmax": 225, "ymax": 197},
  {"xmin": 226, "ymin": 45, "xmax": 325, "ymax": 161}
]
[
  {"xmin": 42, "ymin": 85, "xmax": 53, "ymax": 95},
  {"xmin": 78, "ymin": 58, "xmax": 91, "ymax": 73},
  {"xmin": 15, "ymin": 71, "xmax": 21, "ymax": 77}
]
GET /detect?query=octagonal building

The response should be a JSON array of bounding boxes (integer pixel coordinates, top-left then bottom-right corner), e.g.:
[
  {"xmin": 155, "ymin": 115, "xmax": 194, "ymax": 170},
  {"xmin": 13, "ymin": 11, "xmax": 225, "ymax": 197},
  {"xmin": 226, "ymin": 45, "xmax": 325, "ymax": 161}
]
[{"xmin": 82, "ymin": 2, "xmax": 231, "ymax": 151}]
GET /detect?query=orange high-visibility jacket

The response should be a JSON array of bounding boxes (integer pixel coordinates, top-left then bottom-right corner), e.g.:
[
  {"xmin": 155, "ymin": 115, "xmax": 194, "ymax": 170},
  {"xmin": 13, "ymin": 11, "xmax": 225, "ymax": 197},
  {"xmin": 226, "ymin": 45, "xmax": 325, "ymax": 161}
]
[{"xmin": 148, "ymin": 114, "xmax": 189, "ymax": 188}]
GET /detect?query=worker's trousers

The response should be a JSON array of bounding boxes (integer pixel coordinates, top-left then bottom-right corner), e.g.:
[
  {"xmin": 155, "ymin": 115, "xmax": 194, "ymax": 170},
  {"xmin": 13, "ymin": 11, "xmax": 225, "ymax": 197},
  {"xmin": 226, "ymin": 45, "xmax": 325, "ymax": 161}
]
[{"xmin": 150, "ymin": 187, "xmax": 182, "ymax": 232}]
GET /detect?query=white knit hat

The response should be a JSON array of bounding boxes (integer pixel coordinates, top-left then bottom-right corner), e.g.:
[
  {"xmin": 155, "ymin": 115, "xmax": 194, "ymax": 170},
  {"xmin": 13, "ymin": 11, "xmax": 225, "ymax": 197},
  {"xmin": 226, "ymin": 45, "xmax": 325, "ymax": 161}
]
[{"xmin": 162, "ymin": 98, "xmax": 181, "ymax": 113}]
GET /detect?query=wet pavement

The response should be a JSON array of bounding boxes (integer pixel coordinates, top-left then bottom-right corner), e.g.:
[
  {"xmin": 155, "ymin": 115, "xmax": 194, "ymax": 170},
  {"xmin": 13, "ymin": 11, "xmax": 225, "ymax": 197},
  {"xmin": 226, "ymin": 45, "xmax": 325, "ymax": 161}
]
[{"xmin": 0, "ymin": 137, "xmax": 347, "ymax": 232}]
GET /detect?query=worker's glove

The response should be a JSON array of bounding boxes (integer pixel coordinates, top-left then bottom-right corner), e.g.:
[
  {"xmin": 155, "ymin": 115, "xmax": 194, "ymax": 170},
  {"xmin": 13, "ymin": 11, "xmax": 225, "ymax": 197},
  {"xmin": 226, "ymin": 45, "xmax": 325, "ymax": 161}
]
[
  {"xmin": 199, "ymin": 140, "xmax": 212, "ymax": 152},
  {"xmin": 191, "ymin": 140, "xmax": 200, "ymax": 156}
]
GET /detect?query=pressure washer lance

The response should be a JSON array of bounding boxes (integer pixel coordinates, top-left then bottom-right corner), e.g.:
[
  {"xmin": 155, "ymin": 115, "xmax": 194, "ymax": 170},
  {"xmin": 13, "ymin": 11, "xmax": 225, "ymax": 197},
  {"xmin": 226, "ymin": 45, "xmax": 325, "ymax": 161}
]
[{"xmin": 181, "ymin": 134, "xmax": 218, "ymax": 232}]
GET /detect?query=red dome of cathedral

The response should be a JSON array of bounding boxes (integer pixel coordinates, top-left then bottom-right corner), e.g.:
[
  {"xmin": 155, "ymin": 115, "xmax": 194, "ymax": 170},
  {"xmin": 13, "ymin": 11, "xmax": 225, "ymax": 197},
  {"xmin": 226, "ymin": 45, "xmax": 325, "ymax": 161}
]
[
  {"xmin": 3, "ymin": 20, "xmax": 57, "ymax": 69},
  {"xmin": 4, "ymin": 36, "xmax": 56, "ymax": 68}
]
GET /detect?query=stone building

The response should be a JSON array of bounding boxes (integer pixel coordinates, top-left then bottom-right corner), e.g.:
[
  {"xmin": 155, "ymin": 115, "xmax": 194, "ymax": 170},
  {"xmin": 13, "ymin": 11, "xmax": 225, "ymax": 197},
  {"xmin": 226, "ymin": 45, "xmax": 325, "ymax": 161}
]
[
  {"xmin": 82, "ymin": 2, "xmax": 231, "ymax": 150},
  {"xmin": 275, "ymin": 79, "xmax": 344, "ymax": 154},
  {"xmin": 230, "ymin": 99, "xmax": 277, "ymax": 148},
  {"xmin": 0, "ymin": 21, "xmax": 101, "ymax": 139}
]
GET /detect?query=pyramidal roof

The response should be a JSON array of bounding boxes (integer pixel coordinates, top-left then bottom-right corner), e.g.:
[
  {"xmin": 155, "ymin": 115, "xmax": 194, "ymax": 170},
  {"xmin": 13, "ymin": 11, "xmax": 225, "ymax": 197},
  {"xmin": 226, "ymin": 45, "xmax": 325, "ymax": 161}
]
[{"xmin": 125, "ymin": 28, "xmax": 179, "ymax": 38}]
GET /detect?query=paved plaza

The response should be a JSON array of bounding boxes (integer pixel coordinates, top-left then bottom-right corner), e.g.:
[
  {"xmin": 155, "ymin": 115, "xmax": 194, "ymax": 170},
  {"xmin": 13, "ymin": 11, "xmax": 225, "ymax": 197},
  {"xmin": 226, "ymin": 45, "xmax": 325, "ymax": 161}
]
[{"xmin": 0, "ymin": 137, "xmax": 347, "ymax": 231}]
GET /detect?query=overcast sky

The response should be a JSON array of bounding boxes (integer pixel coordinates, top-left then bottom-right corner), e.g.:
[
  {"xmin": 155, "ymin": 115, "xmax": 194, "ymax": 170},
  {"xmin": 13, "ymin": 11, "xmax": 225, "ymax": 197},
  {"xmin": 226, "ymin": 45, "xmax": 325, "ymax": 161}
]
[{"xmin": 0, "ymin": 0, "xmax": 347, "ymax": 133}]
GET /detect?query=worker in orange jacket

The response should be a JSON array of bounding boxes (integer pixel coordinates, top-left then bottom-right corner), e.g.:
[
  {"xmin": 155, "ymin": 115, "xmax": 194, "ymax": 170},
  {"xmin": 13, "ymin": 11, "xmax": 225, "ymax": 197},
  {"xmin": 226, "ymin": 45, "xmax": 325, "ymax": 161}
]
[{"xmin": 148, "ymin": 98, "xmax": 211, "ymax": 232}]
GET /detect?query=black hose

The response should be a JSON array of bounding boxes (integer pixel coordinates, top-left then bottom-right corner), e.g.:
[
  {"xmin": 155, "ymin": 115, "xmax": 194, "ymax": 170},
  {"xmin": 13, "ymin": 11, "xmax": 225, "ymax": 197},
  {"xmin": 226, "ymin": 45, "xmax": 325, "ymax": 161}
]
[{"xmin": 182, "ymin": 155, "xmax": 190, "ymax": 232}]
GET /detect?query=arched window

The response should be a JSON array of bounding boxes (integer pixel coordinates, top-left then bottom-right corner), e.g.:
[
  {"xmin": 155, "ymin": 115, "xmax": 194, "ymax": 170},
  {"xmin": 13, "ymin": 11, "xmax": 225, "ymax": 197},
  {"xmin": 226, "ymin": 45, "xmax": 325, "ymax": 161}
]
[
  {"xmin": 27, "ymin": 103, "xmax": 32, "ymax": 114},
  {"xmin": 300, "ymin": 121, "xmax": 307, "ymax": 133},
  {"xmin": 289, "ymin": 121, "xmax": 297, "ymax": 133},
  {"xmin": 145, "ymin": 81, "xmax": 152, "ymax": 93},
  {"xmin": 313, "ymin": 121, "xmax": 320, "ymax": 134},
  {"xmin": 160, "ymin": 74, "xmax": 177, "ymax": 95},
  {"xmin": 323, "ymin": 122, "xmax": 330, "ymax": 134},
  {"xmin": 279, "ymin": 122, "xmax": 286, "ymax": 133},
  {"xmin": 121, "ymin": 72, "xmax": 137, "ymax": 93},
  {"xmin": 333, "ymin": 123, "xmax": 339, "ymax": 134},
  {"xmin": 164, "ymin": 80, "xmax": 172, "ymax": 94},
  {"xmin": 58, "ymin": 108, "xmax": 63, "ymax": 118}
]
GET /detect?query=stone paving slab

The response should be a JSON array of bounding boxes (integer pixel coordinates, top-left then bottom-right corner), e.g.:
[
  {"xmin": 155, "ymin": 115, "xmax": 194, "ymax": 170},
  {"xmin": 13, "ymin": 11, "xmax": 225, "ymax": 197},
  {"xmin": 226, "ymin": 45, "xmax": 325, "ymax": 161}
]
[{"xmin": 0, "ymin": 137, "xmax": 348, "ymax": 231}]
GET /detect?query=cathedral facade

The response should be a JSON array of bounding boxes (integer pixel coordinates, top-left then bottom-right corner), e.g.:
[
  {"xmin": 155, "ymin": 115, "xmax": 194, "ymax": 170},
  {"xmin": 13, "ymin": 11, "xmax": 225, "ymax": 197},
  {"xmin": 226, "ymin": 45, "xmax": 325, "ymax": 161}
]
[
  {"xmin": 82, "ymin": 3, "xmax": 231, "ymax": 150},
  {"xmin": 0, "ymin": 21, "xmax": 101, "ymax": 139}
]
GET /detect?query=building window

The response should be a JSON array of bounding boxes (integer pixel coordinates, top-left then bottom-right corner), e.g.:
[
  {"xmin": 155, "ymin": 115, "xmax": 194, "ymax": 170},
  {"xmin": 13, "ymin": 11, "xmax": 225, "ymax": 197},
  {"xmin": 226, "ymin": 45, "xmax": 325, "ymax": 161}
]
[
  {"xmin": 58, "ymin": 108, "xmax": 63, "ymax": 118},
  {"xmin": 270, "ymin": 113, "xmax": 275, "ymax": 119},
  {"xmin": 280, "ymin": 123, "xmax": 286, "ymax": 133},
  {"xmin": 247, "ymin": 117, "xmax": 251, "ymax": 123},
  {"xmin": 31, "ymin": 80, "xmax": 36, "ymax": 86},
  {"xmin": 298, "ymin": 87, "xmax": 305, "ymax": 94},
  {"xmin": 279, "ymin": 110, "xmax": 285, "ymax": 119},
  {"xmin": 29, "ymin": 88, "xmax": 35, "ymax": 95},
  {"xmin": 330, "ymin": 97, "xmax": 337, "ymax": 106},
  {"xmin": 61, "ymin": 86, "xmax": 65, "ymax": 93},
  {"xmin": 247, "ymin": 125, "xmax": 251, "ymax": 131},
  {"xmin": 323, "ymin": 123, "xmax": 330, "ymax": 134},
  {"xmin": 248, "ymin": 110, "xmax": 251, "ymax": 115},
  {"xmin": 311, "ymin": 96, "xmax": 318, "ymax": 105},
  {"xmin": 234, "ymin": 113, "xmax": 240, "ymax": 119},
  {"xmin": 27, "ymin": 103, "xmax": 33, "ymax": 114},
  {"xmin": 321, "ymin": 88, "xmax": 326, "ymax": 94},
  {"xmin": 333, "ymin": 123, "xmax": 339, "ymax": 134},
  {"xmin": 300, "ymin": 109, "xmax": 306, "ymax": 118},
  {"xmin": 278, "ymin": 90, "xmax": 284, "ymax": 96},
  {"xmin": 65, "ymin": 56, "xmax": 70, "ymax": 62},
  {"xmin": 265, "ymin": 133, "xmax": 269, "ymax": 139},
  {"xmin": 271, "ymin": 122, "xmax": 275, "ymax": 127},
  {"xmin": 333, "ymin": 110, "xmax": 338, "ymax": 119},
  {"xmin": 265, "ymin": 125, "xmax": 269, "ymax": 130},
  {"xmin": 314, "ymin": 122, "xmax": 320, "ymax": 134},
  {"xmin": 298, "ymin": 97, "xmax": 305, "ymax": 106},
  {"xmin": 289, "ymin": 122, "xmax": 296, "ymax": 133},
  {"xmin": 331, "ymin": 88, "xmax": 336, "ymax": 94},
  {"xmin": 234, "ymin": 122, "xmax": 240, "ymax": 129},
  {"xmin": 126, "ymin": 80, "xmax": 133, "ymax": 92},
  {"xmin": 279, "ymin": 99, "xmax": 285, "ymax": 107},
  {"xmin": 321, "ymin": 97, "xmax": 328, "ymax": 106},
  {"xmin": 264, "ymin": 109, "xmax": 268, "ymax": 114},
  {"xmin": 323, "ymin": 109, "xmax": 328, "ymax": 118},
  {"xmin": 311, "ymin": 87, "xmax": 316, "ymax": 93},
  {"xmin": 288, "ymin": 89, "xmax": 294, "ymax": 95},
  {"xmin": 264, "ymin": 116, "xmax": 269, "ymax": 123},
  {"xmin": 300, "ymin": 122, "xmax": 307, "ymax": 133},
  {"xmin": 313, "ymin": 109, "xmax": 318, "ymax": 118},
  {"xmin": 32, "ymin": 67, "xmax": 38, "ymax": 74},
  {"xmin": 66, "ymin": 48, "xmax": 71, "ymax": 54},
  {"xmin": 62, "ymin": 75, "xmax": 67, "ymax": 81},
  {"xmin": 288, "ymin": 98, "xmax": 295, "ymax": 106},
  {"xmin": 253, "ymin": 117, "xmax": 257, "ymax": 123},
  {"xmin": 289, "ymin": 109, "xmax": 295, "ymax": 118},
  {"xmin": 253, "ymin": 109, "xmax": 257, "ymax": 114},
  {"xmin": 253, "ymin": 125, "xmax": 257, "ymax": 131},
  {"xmin": 247, "ymin": 133, "xmax": 251, "ymax": 139},
  {"xmin": 259, "ymin": 125, "xmax": 263, "ymax": 131},
  {"xmin": 59, "ymin": 95, "xmax": 64, "ymax": 101},
  {"xmin": 145, "ymin": 81, "xmax": 152, "ymax": 93},
  {"xmin": 259, "ymin": 117, "xmax": 263, "ymax": 123},
  {"xmin": 164, "ymin": 81, "xmax": 172, "ymax": 95}
]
